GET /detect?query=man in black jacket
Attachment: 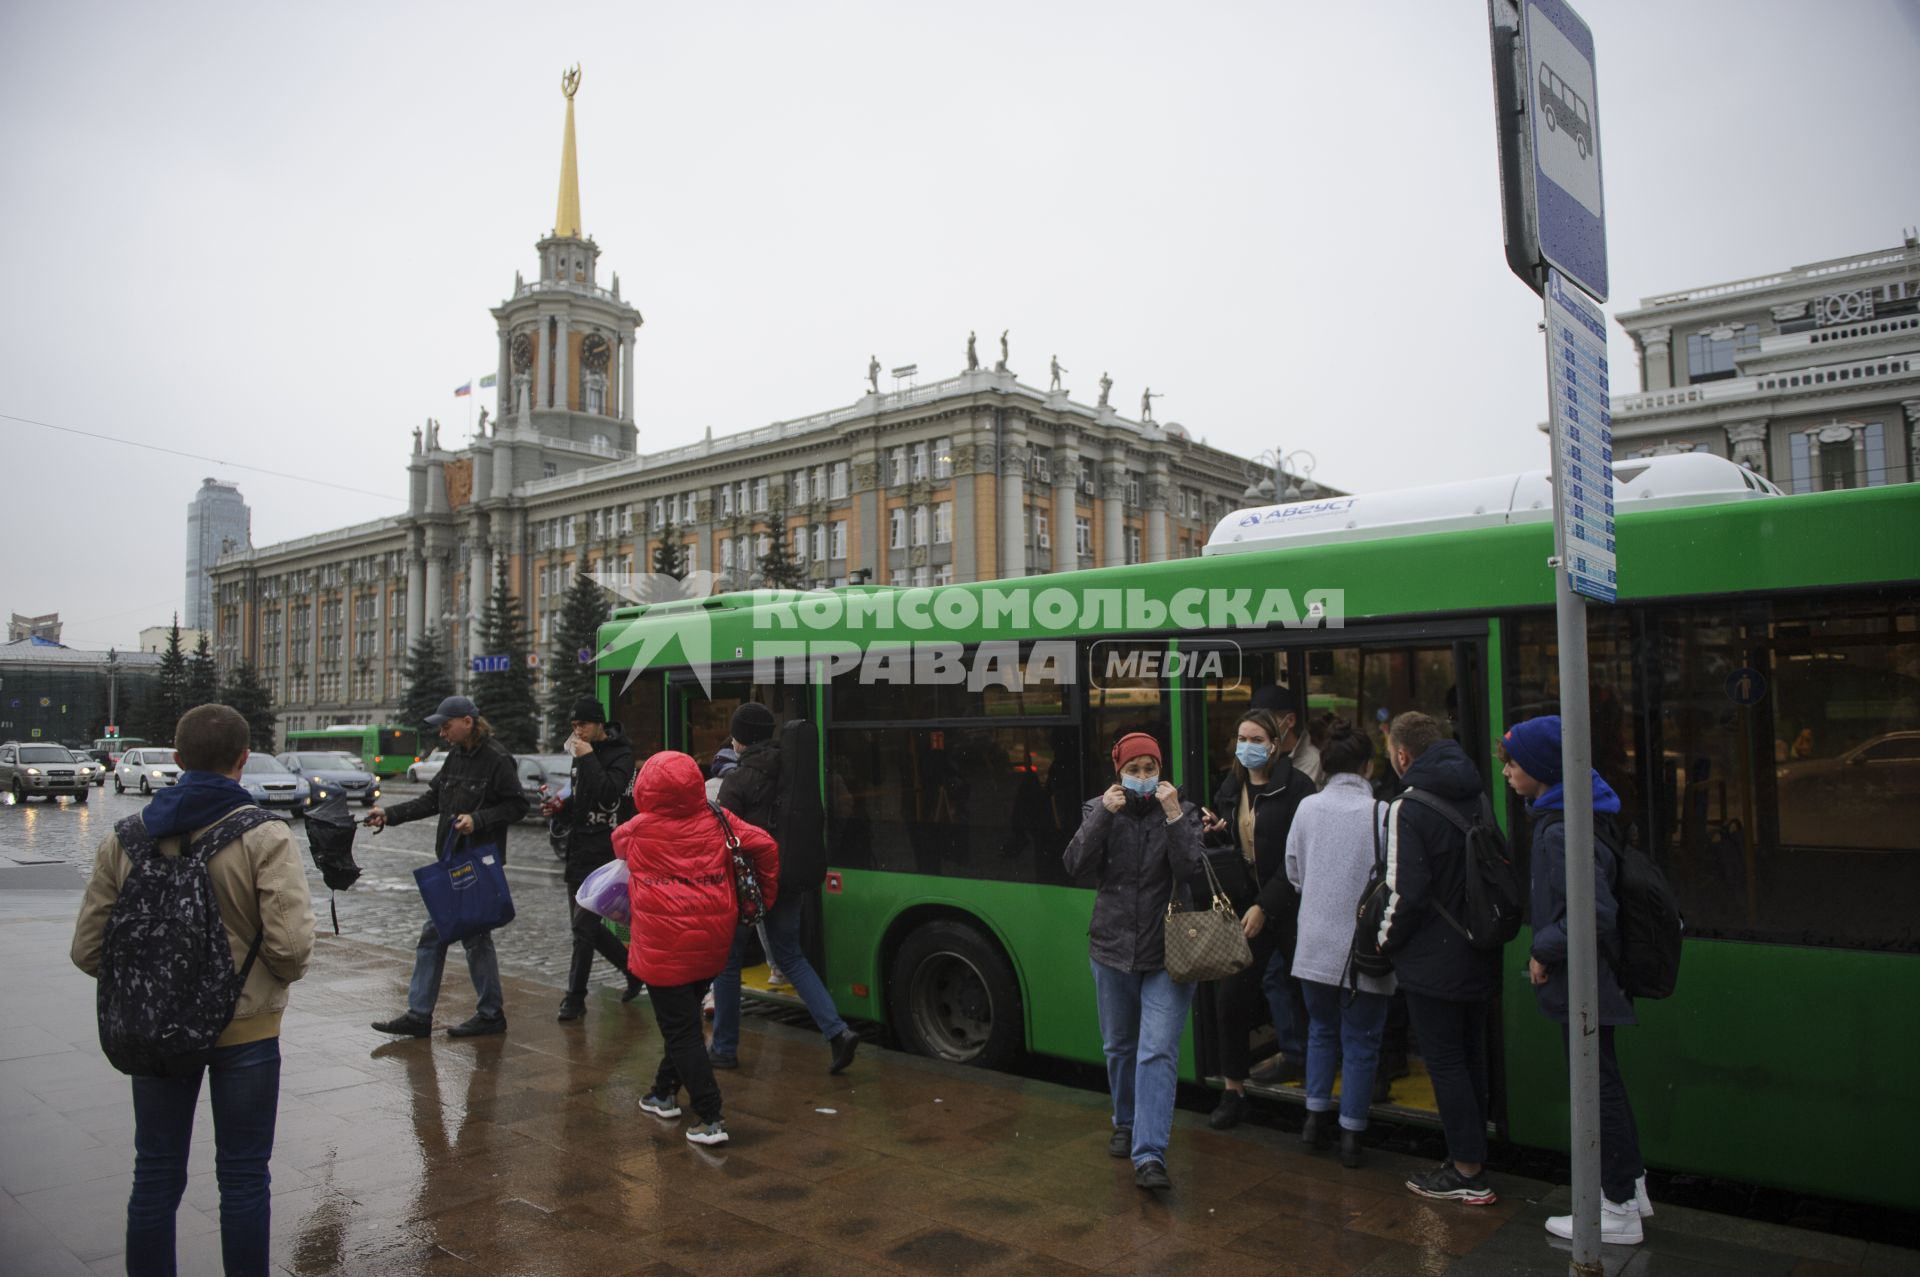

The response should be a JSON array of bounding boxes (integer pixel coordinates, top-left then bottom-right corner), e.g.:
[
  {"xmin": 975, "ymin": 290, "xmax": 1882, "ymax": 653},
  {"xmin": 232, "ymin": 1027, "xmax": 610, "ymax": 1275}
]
[
  {"xmin": 710, "ymin": 703, "xmax": 859, "ymax": 1075},
  {"xmin": 1376, "ymin": 711, "xmax": 1503, "ymax": 1206},
  {"xmin": 366, "ymin": 697, "xmax": 529, "ymax": 1038},
  {"xmin": 545, "ymin": 697, "xmax": 642, "ymax": 1021}
]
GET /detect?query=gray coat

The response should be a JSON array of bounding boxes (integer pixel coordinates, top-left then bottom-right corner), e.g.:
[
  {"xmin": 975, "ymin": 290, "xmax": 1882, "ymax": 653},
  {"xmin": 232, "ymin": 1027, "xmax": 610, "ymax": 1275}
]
[{"xmin": 1062, "ymin": 794, "xmax": 1204, "ymax": 973}]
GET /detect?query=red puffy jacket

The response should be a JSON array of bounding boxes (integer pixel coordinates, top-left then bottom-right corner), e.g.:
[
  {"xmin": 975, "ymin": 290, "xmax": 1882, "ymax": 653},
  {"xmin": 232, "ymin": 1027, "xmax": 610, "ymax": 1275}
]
[{"xmin": 613, "ymin": 751, "xmax": 778, "ymax": 987}]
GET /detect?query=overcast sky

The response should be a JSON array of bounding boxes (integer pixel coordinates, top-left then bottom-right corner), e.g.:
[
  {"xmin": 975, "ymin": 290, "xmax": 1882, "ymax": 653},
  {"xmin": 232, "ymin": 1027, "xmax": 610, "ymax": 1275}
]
[{"xmin": 4, "ymin": 1, "xmax": 1917, "ymax": 650}]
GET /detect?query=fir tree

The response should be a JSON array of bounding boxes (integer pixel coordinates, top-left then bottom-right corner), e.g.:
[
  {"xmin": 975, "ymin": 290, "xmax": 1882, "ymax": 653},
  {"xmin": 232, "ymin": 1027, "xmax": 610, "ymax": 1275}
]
[
  {"xmin": 138, "ymin": 620, "xmax": 190, "ymax": 745},
  {"xmin": 185, "ymin": 632, "xmax": 220, "ymax": 712},
  {"xmin": 220, "ymin": 660, "xmax": 278, "ymax": 752},
  {"xmin": 545, "ymin": 572, "xmax": 611, "ymax": 749},
  {"xmin": 758, "ymin": 509, "xmax": 807, "ymax": 590},
  {"xmin": 651, "ymin": 515, "xmax": 685, "ymax": 580},
  {"xmin": 472, "ymin": 562, "xmax": 539, "ymax": 751},
  {"xmin": 400, "ymin": 628, "xmax": 457, "ymax": 729}
]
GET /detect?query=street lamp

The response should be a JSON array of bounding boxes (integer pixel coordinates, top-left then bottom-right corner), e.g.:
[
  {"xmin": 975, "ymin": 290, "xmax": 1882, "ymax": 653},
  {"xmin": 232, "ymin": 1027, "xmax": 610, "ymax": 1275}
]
[{"xmin": 1241, "ymin": 448, "xmax": 1319, "ymax": 505}]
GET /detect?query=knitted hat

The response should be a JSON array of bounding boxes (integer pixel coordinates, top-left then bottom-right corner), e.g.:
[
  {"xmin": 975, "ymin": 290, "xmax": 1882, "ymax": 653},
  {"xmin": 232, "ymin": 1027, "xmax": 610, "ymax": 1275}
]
[
  {"xmin": 568, "ymin": 697, "xmax": 606, "ymax": 724},
  {"xmin": 1502, "ymin": 716, "xmax": 1564, "ymax": 785},
  {"xmin": 730, "ymin": 702, "xmax": 776, "ymax": 745},
  {"xmin": 1110, "ymin": 732, "xmax": 1163, "ymax": 773}
]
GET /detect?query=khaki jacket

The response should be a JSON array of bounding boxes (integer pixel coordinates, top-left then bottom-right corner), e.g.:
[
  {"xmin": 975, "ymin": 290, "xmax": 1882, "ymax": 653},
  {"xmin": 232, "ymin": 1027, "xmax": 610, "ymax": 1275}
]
[{"xmin": 71, "ymin": 812, "xmax": 317, "ymax": 1046}]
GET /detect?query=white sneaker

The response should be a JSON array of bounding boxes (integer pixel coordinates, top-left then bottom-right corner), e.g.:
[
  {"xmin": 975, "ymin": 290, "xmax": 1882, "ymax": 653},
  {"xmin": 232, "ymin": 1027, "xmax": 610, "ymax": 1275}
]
[
  {"xmin": 1544, "ymin": 1198, "xmax": 1643, "ymax": 1246},
  {"xmin": 1635, "ymin": 1174, "xmax": 1654, "ymax": 1217}
]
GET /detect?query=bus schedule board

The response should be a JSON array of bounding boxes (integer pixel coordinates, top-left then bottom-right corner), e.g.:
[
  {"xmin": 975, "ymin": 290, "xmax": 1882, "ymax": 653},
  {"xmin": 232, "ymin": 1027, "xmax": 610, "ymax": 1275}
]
[
  {"xmin": 1545, "ymin": 268, "xmax": 1616, "ymax": 603},
  {"xmin": 1523, "ymin": 0, "xmax": 1606, "ymax": 301}
]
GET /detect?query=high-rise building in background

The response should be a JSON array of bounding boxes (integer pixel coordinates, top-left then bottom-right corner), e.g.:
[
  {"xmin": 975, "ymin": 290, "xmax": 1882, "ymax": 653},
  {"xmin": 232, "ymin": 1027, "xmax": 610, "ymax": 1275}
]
[{"xmin": 185, "ymin": 478, "xmax": 251, "ymax": 629}]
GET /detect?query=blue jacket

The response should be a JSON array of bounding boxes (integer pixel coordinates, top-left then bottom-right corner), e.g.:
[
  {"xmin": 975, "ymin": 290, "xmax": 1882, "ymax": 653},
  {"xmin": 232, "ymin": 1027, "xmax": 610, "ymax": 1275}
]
[{"xmin": 1526, "ymin": 772, "xmax": 1636, "ymax": 1026}]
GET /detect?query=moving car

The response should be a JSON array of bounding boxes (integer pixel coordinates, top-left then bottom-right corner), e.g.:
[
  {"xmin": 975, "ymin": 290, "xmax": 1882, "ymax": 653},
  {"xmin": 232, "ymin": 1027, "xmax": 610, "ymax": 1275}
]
[
  {"xmin": 238, "ymin": 754, "xmax": 309, "ymax": 818},
  {"xmin": 63, "ymin": 747, "xmax": 103, "ymax": 789},
  {"xmin": 277, "ymin": 751, "xmax": 381, "ymax": 810},
  {"xmin": 407, "ymin": 750, "xmax": 449, "ymax": 783},
  {"xmin": 114, "ymin": 748, "xmax": 181, "ymax": 795},
  {"xmin": 0, "ymin": 742, "xmax": 90, "ymax": 803}
]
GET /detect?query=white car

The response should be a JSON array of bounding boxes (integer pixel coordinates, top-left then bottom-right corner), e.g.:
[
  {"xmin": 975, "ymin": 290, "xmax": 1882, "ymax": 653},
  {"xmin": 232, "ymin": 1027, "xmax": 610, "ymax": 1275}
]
[
  {"xmin": 114, "ymin": 748, "xmax": 181, "ymax": 795},
  {"xmin": 408, "ymin": 749, "xmax": 449, "ymax": 784}
]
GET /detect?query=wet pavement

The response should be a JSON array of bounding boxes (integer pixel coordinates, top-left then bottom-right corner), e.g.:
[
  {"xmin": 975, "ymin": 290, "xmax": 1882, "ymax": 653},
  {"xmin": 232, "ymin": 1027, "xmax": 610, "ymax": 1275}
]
[{"xmin": 5, "ymin": 814, "xmax": 1919, "ymax": 1276}]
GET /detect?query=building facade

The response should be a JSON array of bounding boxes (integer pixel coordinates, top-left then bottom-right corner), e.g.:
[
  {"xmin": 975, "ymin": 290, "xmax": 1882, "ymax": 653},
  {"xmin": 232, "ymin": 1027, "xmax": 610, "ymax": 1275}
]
[
  {"xmin": 1611, "ymin": 234, "xmax": 1920, "ymax": 488},
  {"xmin": 185, "ymin": 478, "xmax": 251, "ymax": 630},
  {"xmin": 0, "ymin": 641, "xmax": 159, "ymax": 746},
  {"xmin": 7, "ymin": 613, "xmax": 61, "ymax": 644},
  {"xmin": 209, "ymin": 80, "xmax": 1270, "ymax": 747}
]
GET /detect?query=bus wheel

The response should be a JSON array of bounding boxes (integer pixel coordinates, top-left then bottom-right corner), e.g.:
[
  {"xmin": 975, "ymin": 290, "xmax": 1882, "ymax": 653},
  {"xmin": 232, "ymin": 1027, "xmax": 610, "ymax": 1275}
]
[{"xmin": 889, "ymin": 920, "xmax": 1023, "ymax": 1069}]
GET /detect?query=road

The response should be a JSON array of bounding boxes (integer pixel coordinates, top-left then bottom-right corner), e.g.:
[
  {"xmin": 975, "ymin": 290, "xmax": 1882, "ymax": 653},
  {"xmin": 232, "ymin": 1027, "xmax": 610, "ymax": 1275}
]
[{"xmin": 0, "ymin": 781, "xmax": 630, "ymax": 1004}]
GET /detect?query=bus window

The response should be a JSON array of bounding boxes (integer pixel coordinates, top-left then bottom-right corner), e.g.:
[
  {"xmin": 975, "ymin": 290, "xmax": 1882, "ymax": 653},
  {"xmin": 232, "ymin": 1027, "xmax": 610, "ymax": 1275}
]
[
  {"xmin": 674, "ymin": 678, "xmax": 808, "ymax": 767},
  {"xmin": 1082, "ymin": 639, "xmax": 1170, "ymax": 795},
  {"xmin": 612, "ymin": 673, "xmax": 665, "ymax": 759}
]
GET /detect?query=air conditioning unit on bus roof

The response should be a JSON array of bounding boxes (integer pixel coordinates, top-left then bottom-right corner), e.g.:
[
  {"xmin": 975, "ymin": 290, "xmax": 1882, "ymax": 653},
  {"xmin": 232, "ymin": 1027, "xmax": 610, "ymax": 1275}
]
[{"xmin": 1202, "ymin": 454, "xmax": 1782, "ymax": 557}]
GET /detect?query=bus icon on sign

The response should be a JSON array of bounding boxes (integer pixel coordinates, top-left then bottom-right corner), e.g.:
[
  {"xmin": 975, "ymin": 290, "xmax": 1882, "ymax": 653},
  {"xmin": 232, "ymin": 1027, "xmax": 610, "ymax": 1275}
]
[{"xmin": 1538, "ymin": 62, "xmax": 1592, "ymax": 159}]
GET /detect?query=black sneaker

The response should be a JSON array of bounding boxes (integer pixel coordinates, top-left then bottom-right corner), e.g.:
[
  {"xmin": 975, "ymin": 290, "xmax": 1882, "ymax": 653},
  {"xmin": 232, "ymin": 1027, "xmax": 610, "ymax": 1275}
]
[
  {"xmin": 708, "ymin": 1049, "xmax": 739, "ymax": 1070},
  {"xmin": 622, "ymin": 975, "xmax": 646, "ymax": 1003},
  {"xmin": 557, "ymin": 996, "xmax": 586, "ymax": 1022},
  {"xmin": 1250, "ymin": 1053, "xmax": 1306, "ymax": 1085},
  {"xmin": 1299, "ymin": 1108, "xmax": 1335, "ymax": 1150},
  {"xmin": 448, "ymin": 1014, "xmax": 507, "ymax": 1038},
  {"xmin": 1208, "ymin": 1090, "xmax": 1250, "ymax": 1131},
  {"xmin": 1406, "ymin": 1163, "xmax": 1497, "ymax": 1205},
  {"xmin": 829, "ymin": 1030, "xmax": 860, "ymax": 1076},
  {"xmin": 371, "ymin": 1011, "xmax": 432, "ymax": 1037},
  {"xmin": 1134, "ymin": 1160, "xmax": 1171, "ymax": 1192},
  {"xmin": 1108, "ymin": 1126, "xmax": 1132, "ymax": 1159}
]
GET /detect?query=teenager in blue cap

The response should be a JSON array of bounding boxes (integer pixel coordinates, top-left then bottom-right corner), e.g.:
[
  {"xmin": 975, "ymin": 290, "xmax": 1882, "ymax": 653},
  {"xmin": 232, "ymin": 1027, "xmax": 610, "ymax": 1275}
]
[{"xmin": 1501, "ymin": 715, "xmax": 1649, "ymax": 1246}]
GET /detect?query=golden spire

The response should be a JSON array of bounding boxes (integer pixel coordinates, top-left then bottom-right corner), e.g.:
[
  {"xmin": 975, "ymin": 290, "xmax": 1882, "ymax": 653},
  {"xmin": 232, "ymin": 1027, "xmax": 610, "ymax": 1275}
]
[{"xmin": 554, "ymin": 65, "xmax": 582, "ymax": 239}]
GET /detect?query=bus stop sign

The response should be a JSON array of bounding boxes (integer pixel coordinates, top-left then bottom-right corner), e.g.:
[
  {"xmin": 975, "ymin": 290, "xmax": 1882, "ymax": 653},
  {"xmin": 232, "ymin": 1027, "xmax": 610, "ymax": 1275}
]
[{"xmin": 1523, "ymin": 0, "xmax": 1606, "ymax": 300}]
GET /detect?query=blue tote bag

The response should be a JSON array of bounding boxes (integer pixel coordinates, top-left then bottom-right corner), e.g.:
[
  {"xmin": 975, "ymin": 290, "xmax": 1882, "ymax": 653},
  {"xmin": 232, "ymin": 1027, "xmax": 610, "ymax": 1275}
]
[{"xmin": 414, "ymin": 830, "xmax": 515, "ymax": 945}]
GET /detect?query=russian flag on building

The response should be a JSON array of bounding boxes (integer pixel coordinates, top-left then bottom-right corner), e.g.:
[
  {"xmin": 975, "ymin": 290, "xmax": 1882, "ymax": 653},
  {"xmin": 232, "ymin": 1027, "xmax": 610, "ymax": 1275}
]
[{"xmin": 453, "ymin": 381, "xmax": 472, "ymax": 397}]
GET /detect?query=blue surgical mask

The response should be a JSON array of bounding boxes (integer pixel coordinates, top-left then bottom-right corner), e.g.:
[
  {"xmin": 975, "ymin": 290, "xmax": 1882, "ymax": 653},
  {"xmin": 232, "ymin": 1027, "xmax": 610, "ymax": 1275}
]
[
  {"xmin": 1235, "ymin": 742, "xmax": 1271, "ymax": 769},
  {"xmin": 1121, "ymin": 773, "xmax": 1159, "ymax": 797}
]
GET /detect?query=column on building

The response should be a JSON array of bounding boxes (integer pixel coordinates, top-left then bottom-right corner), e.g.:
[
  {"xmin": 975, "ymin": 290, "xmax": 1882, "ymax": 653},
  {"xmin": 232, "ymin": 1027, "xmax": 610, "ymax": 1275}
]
[
  {"xmin": 536, "ymin": 315, "xmax": 553, "ymax": 411},
  {"xmin": 496, "ymin": 332, "xmax": 511, "ymax": 425},
  {"xmin": 998, "ymin": 424, "xmax": 1028, "ymax": 578},
  {"xmin": 1053, "ymin": 437, "xmax": 1077, "ymax": 574},
  {"xmin": 492, "ymin": 441, "xmax": 516, "ymax": 499},
  {"xmin": 1640, "ymin": 326, "xmax": 1673, "ymax": 392},
  {"xmin": 553, "ymin": 315, "xmax": 571, "ymax": 412},
  {"xmin": 1146, "ymin": 458, "xmax": 1171, "ymax": 562},
  {"xmin": 1100, "ymin": 453, "xmax": 1126, "ymax": 568},
  {"xmin": 424, "ymin": 547, "xmax": 445, "ymax": 640},
  {"xmin": 621, "ymin": 337, "xmax": 635, "ymax": 421},
  {"xmin": 469, "ymin": 518, "xmax": 493, "ymax": 661},
  {"xmin": 1725, "ymin": 421, "xmax": 1770, "ymax": 476},
  {"xmin": 950, "ymin": 436, "xmax": 975, "ymax": 584},
  {"xmin": 406, "ymin": 538, "xmax": 425, "ymax": 647}
]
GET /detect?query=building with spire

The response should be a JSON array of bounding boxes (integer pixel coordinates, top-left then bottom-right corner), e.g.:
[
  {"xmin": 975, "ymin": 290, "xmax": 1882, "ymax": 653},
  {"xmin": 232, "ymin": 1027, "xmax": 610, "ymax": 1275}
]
[{"xmin": 207, "ymin": 71, "xmax": 1264, "ymax": 747}]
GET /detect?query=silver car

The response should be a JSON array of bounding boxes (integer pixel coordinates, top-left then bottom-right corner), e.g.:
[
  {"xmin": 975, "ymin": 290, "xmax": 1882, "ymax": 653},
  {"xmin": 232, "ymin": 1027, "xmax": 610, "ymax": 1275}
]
[
  {"xmin": 277, "ymin": 751, "xmax": 381, "ymax": 810},
  {"xmin": 115, "ymin": 748, "xmax": 182, "ymax": 795},
  {"xmin": 408, "ymin": 749, "xmax": 449, "ymax": 783},
  {"xmin": 238, "ymin": 754, "xmax": 309, "ymax": 817},
  {"xmin": 62, "ymin": 747, "xmax": 103, "ymax": 790},
  {"xmin": 0, "ymin": 742, "xmax": 91, "ymax": 803}
]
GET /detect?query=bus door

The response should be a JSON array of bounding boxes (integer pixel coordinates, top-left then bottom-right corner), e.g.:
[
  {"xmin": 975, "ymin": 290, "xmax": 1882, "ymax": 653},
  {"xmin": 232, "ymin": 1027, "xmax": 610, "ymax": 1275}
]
[{"xmin": 1183, "ymin": 623, "xmax": 1490, "ymax": 1127}]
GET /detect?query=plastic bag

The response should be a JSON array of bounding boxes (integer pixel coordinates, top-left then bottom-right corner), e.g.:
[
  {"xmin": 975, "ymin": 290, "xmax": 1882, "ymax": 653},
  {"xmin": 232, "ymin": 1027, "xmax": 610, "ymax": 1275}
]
[{"xmin": 574, "ymin": 857, "xmax": 631, "ymax": 922}]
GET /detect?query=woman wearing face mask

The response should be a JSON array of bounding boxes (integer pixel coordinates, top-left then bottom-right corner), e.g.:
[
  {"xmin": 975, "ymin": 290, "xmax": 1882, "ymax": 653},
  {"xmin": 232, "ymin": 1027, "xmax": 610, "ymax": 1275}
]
[
  {"xmin": 1197, "ymin": 708, "xmax": 1319, "ymax": 1129},
  {"xmin": 1062, "ymin": 732, "xmax": 1202, "ymax": 1194}
]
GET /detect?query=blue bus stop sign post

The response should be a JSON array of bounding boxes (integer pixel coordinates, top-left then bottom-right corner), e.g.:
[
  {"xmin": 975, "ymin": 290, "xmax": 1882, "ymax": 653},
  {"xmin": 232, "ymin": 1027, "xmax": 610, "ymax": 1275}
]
[{"xmin": 1492, "ymin": 0, "xmax": 1610, "ymax": 1267}]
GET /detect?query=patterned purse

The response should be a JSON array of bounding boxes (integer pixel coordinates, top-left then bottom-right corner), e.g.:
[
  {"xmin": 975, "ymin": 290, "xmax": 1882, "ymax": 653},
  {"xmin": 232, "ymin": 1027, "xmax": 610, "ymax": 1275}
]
[{"xmin": 1162, "ymin": 852, "xmax": 1252, "ymax": 984}]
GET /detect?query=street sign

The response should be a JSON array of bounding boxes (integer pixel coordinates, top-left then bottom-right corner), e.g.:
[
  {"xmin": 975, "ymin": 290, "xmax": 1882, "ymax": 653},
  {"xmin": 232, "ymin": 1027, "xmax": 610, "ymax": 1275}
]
[
  {"xmin": 1523, "ymin": 0, "xmax": 1606, "ymax": 300},
  {"xmin": 1726, "ymin": 667, "xmax": 1768, "ymax": 706},
  {"xmin": 526, "ymin": 652, "xmax": 540, "ymax": 669},
  {"xmin": 577, "ymin": 647, "xmax": 593, "ymax": 664},
  {"xmin": 1545, "ymin": 269, "xmax": 1616, "ymax": 602},
  {"xmin": 471, "ymin": 654, "xmax": 510, "ymax": 674}
]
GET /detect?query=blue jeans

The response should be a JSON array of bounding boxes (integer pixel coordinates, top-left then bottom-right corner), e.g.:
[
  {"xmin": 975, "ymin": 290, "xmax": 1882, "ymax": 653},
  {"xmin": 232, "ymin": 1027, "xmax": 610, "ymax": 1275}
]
[
  {"xmin": 1299, "ymin": 980, "xmax": 1391, "ymax": 1131},
  {"xmin": 407, "ymin": 918, "xmax": 504, "ymax": 1020},
  {"xmin": 1090, "ymin": 959, "xmax": 1195, "ymax": 1168},
  {"xmin": 711, "ymin": 890, "xmax": 849, "ymax": 1057},
  {"xmin": 128, "ymin": 1037, "xmax": 281, "ymax": 1277},
  {"xmin": 1261, "ymin": 947, "xmax": 1306, "ymax": 1058}
]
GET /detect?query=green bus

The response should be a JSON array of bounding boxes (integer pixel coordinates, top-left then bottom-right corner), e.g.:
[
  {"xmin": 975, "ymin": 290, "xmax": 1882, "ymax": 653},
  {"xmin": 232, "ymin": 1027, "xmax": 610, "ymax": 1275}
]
[
  {"xmin": 284, "ymin": 724, "xmax": 421, "ymax": 778},
  {"xmin": 595, "ymin": 455, "xmax": 1919, "ymax": 1210}
]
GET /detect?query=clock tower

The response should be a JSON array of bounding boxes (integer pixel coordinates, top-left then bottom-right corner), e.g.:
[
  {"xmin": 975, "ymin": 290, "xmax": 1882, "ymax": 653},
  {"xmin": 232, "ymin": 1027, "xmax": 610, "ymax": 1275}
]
[{"xmin": 488, "ymin": 66, "xmax": 642, "ymax": 459}]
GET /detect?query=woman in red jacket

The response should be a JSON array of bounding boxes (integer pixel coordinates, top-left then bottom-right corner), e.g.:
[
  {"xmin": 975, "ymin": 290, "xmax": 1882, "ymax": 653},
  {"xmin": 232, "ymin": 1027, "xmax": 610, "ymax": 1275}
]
[{"xmin": 614, "ymin": 751, "xmax": 778, "ymax": 1145}]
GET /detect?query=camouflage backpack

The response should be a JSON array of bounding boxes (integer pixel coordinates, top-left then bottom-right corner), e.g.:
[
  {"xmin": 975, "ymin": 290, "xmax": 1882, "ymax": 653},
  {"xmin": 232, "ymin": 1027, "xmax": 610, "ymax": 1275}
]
[{"xmin": 97, "ymin": 806, "xmax": 280, "ymax": 1076}]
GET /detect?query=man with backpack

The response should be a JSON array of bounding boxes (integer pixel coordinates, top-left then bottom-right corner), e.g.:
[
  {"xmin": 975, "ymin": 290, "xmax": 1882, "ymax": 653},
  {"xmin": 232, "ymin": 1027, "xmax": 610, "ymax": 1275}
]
[
  {"xmin": 709, "ymin": 702, "xmax": 860, "ymax": 1075},
  {"xmin": 70, "ymin": 703, "xmax": 317, "ymax": 1276},
  {"xmin": 1375, "ymin": 711, "xmax": 1505, "ymax": 1207},
  {"xmin": 365, "ymin": 695, "xmax": 529, "ymax": 1038},
  {"xmin": 542, "ymin": 696, "xmax": 643, "ymax": 1020},
  {"xmin": 1502, "ymin": 716, "xmax": 1651, "ymax": 1246}
]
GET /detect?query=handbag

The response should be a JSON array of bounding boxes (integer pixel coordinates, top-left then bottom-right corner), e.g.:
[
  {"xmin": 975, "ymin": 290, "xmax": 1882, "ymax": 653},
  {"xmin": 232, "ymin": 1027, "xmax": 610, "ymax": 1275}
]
[
  {"xmin": 413, "ymin": 829, "xmax": 516, "ymax": 945},
  {"xmin": 1163, "ymin": 852, "xmax": 1252, "ymax": 984},
  {"xmin": 709, "ymin": 801, "xmax": 766, "ymax": 927},
  {"xmin": 574, "ymin": 857, "xmax": 631, "ymax": 923},
  {"xmin": 1347, "ymin": 800, "xmax": 1396, "ymax": 986}
]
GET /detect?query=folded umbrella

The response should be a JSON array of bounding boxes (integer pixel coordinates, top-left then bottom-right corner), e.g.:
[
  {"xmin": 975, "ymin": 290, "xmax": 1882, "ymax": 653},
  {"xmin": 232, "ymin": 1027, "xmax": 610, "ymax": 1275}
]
[{"xmin": 303, "ymin": 792, "xmax": 364, "ymax": 932}]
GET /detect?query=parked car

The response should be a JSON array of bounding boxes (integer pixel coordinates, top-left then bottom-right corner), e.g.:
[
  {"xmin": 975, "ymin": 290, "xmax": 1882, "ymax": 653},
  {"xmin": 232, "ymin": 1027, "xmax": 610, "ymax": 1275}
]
[
  {"xmin": 0, "ymin": 742, "xmax": 90, "ymax": 803},
  {"xmin": 277, "ymin": 751, "xmax": 381, "ymax": 810},
  {"xmin": 62, "ymin": 747, "xmax": 103, "ymax": 789},
  {"xmin": 408, "ymin": 749, "xmax": 449, "ymax": 784},
  {"xmin": 115, "ymin": 748, "xmax": 181, "ymax": 795},
  {"xmin": 238, "ymin": 754, "xmax": 309, "ymax": 818}
]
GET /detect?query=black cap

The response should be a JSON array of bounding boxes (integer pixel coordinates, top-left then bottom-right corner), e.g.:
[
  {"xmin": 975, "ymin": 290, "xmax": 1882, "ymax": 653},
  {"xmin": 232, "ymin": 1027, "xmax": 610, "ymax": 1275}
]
[
  {"xmin": 569, "ymin": 697, "xmax": 606, "ymax": 724},
  {"xmin": 425, "ymin": 695, "xmax": 479, "ymax": 726},
  {"xmin": 729, "ymin": 702, "xmax": 776, "ymax": 745}
]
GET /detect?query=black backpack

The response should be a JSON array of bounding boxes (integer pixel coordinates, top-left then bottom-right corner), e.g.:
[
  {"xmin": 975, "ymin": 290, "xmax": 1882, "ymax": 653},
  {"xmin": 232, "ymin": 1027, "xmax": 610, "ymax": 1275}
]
[
  {"xmin": 1346, "ymin": 800, "xmax": 1395, "ymax": 984},
  {"xmin": 1607, "ymin": 830, "xmax": 1684, "ymax": 1000},
  {"xmin": 97, "ymin": 806, "xmax": 281, "ymax": 1076},
  {"xmin": 1400, "ymin": 789, "xmax": 1524, "ymax": 950}
]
